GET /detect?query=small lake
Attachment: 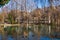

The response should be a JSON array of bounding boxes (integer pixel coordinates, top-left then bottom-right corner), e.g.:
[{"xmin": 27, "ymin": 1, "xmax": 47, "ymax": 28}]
[
  {"xmin": 0, "ymin": 24, "xmax": 60, "ymax": 40},
  {"xmin": 0, "ymin": 31, "xmax": 60, "ymax": 40}
]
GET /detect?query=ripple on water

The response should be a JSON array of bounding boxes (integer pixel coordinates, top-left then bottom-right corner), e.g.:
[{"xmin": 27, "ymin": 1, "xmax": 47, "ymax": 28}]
[
  {"xmin": 7, "ymin": 36, "xmax": 14, "ymax": 40},
  {"xmin": 0, "ymin": 34, "xmax": 60, "ymax": 40},
  {"xmin": 0, "ymin": 34, "xmax": 2, "ymax": 40}
]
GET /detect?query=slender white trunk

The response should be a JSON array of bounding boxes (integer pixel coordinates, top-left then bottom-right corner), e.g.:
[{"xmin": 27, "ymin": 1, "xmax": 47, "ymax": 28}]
[
  {"xmin": 49, "ymin": 15, "xmax": 51, "ymax": 23},
  {"xmin": 27, "ymin": 22, "xmax": 28, "ymax": 30},
  {"xmin": 48, "ymin": 14, "xmax": 51, "ymax": 34},
  {"xmin": 49, "ymin": 25, "xmax": 51, "ymax": 34}
]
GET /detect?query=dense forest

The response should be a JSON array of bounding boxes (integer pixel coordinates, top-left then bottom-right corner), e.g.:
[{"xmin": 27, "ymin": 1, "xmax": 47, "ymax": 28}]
[{"xmin": 0, "ymin": 0, "xmax": 60, "ymax": 24}]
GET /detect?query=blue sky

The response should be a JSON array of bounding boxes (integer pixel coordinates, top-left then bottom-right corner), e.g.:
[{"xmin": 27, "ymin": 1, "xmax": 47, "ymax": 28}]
[
  {"xmin": 36, "ymin": 0, "xmax": 50, "ymax": 8},
  {"xmin": 0, "ymin": 0, "xmax": 60, "ymax": 12}
]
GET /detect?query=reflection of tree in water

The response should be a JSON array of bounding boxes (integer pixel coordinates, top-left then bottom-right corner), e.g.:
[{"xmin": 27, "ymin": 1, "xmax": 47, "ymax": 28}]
[
  {"xmin": 21, "ymin": 24, "xmax": 28, "ymax": 38},
  {"xmin": 4, "ymin": 26, "xmax": 17, "ymax": 37}
]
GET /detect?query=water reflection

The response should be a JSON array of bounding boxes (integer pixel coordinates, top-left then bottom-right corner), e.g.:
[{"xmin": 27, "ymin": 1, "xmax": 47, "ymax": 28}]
[{"xmin": 0, "ymin": 24, "xmax": 60, "ymax": 40}]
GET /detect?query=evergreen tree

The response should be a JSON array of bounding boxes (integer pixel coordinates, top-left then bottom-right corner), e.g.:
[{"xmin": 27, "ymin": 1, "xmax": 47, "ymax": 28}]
[{"xmin": 0, "ymin": 0, "xmax": 10, "ymax": 7}]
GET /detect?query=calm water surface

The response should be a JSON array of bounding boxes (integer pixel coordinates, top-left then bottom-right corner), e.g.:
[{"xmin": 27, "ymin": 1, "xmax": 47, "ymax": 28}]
[{"xmin": 0, "ymin": 31, "xmax": 60, "ymax": 40}]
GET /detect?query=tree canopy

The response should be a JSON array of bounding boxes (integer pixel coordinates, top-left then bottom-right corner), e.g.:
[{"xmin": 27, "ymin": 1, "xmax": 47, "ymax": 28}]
[{"xmin": 0, "ymin": 0, "xmax": 10, "ymax": 7}]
